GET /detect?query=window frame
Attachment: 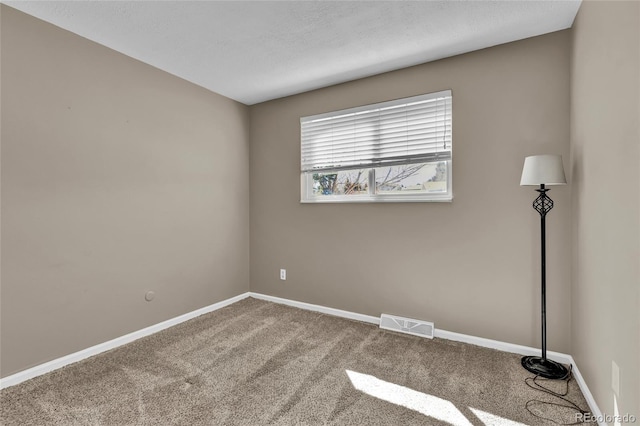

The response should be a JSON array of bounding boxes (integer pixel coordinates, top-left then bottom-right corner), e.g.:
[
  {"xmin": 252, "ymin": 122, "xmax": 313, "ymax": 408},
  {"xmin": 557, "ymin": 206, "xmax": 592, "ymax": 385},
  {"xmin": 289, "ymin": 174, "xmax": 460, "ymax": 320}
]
[{"xmin": 300, "ymin": 91, "xmax": 453, "ymax": 203}]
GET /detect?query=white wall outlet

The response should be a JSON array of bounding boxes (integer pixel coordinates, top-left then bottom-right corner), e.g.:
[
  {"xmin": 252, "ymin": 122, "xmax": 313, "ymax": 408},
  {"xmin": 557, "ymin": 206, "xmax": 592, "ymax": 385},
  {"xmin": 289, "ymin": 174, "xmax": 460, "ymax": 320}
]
[
  {"xmin": 280, "ymin": 269, "xmax": 286, "ymax": 280},
  {"xmin": 612, "ymin": 360, "xmax": 620, "ymax": 396}
]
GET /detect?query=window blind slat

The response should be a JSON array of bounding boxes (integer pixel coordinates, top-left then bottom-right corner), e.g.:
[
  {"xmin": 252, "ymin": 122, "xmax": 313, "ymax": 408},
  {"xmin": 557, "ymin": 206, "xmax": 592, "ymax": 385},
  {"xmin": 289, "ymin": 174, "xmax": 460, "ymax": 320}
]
[
  {"xmin": 306, "ymin": 153, "xmax": 451, "ymax": 173},
  {"xmin": 302, "ymin": 137, "xmax": 450, "ymax": 157},
  {"xmin": 301, "ymin": 90, "xmax": 452, "ymax": 172}
]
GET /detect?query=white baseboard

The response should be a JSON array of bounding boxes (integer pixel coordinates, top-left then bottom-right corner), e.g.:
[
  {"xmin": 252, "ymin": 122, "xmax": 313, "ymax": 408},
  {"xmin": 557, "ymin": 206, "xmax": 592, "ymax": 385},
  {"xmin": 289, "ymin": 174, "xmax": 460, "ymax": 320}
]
[
  {"xmin": 0, "ymin": 290, "xmax": 604, "ymax": 425},
  {"xmin": 433, "ymin": 329, "xmax": 573, "ymax": 365},
  {"xmin": 569, "ymin": 360, "xmax": 606, "ymax": 426},
  {"xmin": 0, "ymin": 292, "xmax": 251, "ymax": 390},
  {"xmin": 248, "ymin": 292, "xmax": 380, "ymax": 325}
]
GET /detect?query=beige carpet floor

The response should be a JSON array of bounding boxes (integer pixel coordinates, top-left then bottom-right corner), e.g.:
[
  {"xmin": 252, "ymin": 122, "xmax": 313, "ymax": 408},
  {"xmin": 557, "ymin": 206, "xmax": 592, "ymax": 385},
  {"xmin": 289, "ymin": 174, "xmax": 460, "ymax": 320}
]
[{"xmin": 1, "ymin": 297, "xmax": 590, "ymax": 425}]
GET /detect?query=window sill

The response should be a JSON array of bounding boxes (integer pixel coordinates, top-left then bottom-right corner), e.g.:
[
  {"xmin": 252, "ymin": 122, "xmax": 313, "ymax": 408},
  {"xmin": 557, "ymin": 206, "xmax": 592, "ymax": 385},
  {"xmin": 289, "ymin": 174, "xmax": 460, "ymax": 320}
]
[{"xmin": 300, "ymin": 195, "xmax": 453, "ymax": 204}]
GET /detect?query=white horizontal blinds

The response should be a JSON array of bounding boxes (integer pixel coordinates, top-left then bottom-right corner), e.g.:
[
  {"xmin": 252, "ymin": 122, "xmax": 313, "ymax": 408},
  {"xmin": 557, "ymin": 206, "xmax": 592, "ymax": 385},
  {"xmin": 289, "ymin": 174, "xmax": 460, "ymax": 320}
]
[{"xmin": 301, "ymin": 90, "xmax": 452, "ymax": 172}]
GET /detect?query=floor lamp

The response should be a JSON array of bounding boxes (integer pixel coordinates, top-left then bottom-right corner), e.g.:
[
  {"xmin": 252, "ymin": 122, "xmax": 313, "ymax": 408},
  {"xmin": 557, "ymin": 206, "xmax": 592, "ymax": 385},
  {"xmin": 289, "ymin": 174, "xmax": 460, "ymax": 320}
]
[{"xmin": 520, "ymin": 154, "xmax": 569, "ymax": 380}]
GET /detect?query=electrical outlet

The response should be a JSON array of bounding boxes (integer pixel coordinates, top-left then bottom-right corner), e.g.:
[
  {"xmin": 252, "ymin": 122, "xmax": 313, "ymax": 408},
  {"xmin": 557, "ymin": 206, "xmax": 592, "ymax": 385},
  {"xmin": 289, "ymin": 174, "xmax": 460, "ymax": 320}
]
[
  {"xmin": 280, "ymin": 269, "xmax": 286, "ymax": 280},
  {"xmin": 612, "ymin": 360, "xmax": 620, "ymax": 396}
]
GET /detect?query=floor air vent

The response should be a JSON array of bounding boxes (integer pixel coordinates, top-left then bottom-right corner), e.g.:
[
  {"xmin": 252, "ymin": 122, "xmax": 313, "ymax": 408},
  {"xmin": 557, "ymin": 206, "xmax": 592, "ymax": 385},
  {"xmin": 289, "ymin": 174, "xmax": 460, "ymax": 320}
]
[{"xmin": 380, "ymin": 314, "xmax": 434, "ymax": 339}]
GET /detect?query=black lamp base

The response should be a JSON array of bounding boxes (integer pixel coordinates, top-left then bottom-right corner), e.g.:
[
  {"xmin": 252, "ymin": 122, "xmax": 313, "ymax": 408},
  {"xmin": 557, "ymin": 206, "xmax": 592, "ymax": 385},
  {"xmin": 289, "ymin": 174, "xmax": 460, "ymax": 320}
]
[{"xmin": 521, "ymin": 356, "xmax": 569, "ymax": 379}]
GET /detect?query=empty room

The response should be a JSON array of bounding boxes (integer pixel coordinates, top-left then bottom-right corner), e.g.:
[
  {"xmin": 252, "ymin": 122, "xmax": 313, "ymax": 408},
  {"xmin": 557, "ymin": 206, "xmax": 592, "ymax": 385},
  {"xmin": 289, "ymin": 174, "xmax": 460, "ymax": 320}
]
[{"xmin": 1, "ymin": 1, "xmax": 638, "ymax": 425}]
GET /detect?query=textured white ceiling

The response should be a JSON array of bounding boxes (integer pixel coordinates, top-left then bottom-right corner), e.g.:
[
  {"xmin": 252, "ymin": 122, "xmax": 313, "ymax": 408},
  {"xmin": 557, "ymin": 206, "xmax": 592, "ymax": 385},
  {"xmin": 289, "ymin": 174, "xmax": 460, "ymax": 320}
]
[{"xmin": 4, "ymin": 1, "xmax": 581, "ymax": 105}]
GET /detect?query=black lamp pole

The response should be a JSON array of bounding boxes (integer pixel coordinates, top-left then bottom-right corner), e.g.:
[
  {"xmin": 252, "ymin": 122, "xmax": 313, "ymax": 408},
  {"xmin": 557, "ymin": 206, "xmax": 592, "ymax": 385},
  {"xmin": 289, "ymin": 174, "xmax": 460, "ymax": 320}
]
[{"xmin": 521, "ymin": 184, "xmax": 569, "ymax": 379}]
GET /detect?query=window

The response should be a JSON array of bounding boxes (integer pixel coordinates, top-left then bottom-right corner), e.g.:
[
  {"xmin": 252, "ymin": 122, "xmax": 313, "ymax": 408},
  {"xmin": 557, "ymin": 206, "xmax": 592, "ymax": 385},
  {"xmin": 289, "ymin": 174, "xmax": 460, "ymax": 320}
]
[{"xmin": 300, "ymin": 90, "xmax": 452, "ymax": 203}]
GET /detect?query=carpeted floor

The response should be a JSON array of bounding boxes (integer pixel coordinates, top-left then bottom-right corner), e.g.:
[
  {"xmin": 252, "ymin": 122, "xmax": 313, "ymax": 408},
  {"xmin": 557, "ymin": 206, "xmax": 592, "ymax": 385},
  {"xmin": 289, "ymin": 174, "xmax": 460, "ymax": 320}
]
[{"xmin": 1, "ymin": 297, "xmax": 590, "ymax": 425}]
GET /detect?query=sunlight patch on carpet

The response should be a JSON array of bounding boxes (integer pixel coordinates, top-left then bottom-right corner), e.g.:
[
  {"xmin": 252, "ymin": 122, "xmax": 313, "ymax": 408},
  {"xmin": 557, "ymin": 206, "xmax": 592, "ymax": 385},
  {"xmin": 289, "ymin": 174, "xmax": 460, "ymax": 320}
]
[
  {"xmin": 345, "ymin": 370, "xmax": 473, "ymax": 426},
  {"xmin": 469, "ymin": 407, "xmax": 529, "ymax": 426}
]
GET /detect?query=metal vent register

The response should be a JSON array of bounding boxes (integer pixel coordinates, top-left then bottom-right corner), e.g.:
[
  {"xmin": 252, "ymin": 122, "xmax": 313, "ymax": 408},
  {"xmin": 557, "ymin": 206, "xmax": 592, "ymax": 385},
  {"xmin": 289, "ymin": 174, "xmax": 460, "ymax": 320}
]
[{"xmin": 379, "ymin": 314, "xmax": 434, "ymax": 339}]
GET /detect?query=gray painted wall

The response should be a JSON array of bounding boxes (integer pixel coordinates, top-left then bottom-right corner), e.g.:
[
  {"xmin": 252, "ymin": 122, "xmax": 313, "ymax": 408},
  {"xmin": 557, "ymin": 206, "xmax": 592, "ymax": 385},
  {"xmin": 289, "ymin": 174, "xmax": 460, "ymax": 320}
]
[
  {"xmin": 570, "ymin": 0, "xmax": 640, "ymax": 419},
  {"xmin": 1, "ymin": 6, "xmax": 250, "ymax": 377}
]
